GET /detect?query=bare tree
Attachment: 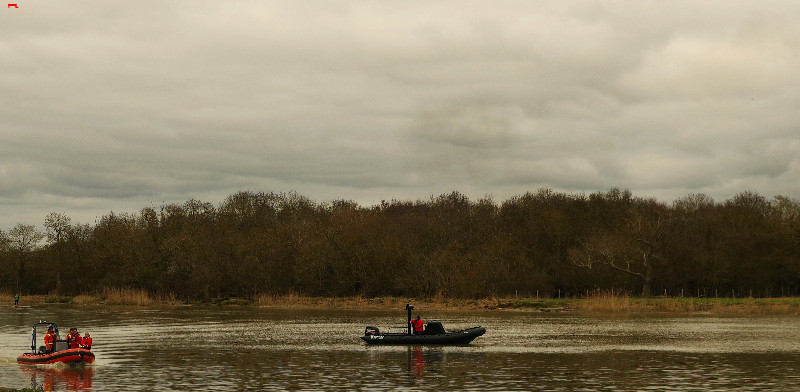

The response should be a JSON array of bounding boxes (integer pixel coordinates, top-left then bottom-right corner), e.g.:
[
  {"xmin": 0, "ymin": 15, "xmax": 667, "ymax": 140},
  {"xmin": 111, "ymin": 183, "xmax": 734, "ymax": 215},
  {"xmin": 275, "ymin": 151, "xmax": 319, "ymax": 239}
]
[
  {"xmin": 7, "ymin": 223, "xmax": 45, "ymax": 291},
  {"xmin": 569, "ymin": 202, "xmax": 669, "ymax": 297}
]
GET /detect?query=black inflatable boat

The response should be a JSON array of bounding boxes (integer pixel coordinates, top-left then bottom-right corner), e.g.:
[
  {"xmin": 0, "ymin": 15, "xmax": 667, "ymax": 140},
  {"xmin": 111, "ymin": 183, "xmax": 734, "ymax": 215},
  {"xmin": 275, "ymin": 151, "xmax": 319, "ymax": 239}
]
[{"xmin": 360, "ymin": 303, "xmax": 485, "ymax": 345}]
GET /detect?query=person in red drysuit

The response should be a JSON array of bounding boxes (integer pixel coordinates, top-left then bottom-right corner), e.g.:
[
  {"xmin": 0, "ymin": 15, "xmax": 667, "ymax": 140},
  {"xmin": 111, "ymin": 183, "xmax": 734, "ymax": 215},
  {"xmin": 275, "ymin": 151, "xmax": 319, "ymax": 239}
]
[
  {"xmin": 410, "ymin": 315, "xmax": 424, "ymax": 335},
  {"xmin": 43, "ymin": 326, "xmax": 57, "ymax": 352},
  {"xmin": 66, "ymin": 328, "xmax": 83, "ymax": 349},
  {"xmin": 81, "ymin": 332, "xmax": 92, "ymax": 350}
]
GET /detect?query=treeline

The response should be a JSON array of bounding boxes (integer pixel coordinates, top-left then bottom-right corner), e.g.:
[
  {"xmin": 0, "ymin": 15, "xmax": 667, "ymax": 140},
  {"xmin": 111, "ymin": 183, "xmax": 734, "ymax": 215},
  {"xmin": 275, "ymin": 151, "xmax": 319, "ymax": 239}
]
[{"xmin": 1, "ymin": 189, "xmax": 799, "ymax": 300}]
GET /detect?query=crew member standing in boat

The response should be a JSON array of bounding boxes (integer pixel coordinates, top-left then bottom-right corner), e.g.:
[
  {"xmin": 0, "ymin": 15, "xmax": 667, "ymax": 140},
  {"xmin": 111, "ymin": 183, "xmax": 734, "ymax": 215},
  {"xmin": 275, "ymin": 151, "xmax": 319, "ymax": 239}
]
[
  {"xmin": 44, "ymin": 326, "xmax": 56, "ymax": 352},
  {"xmin": 410, "ymin": 315, "xmax": 425, "ymax": 335}
]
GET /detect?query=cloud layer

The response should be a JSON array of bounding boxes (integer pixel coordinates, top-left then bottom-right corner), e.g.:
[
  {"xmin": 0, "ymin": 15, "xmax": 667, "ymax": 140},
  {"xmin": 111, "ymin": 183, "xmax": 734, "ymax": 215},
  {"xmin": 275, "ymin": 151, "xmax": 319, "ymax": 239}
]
[{"xmin": 2, "ymin": 1, "xmax": 800, "ymax": 229}]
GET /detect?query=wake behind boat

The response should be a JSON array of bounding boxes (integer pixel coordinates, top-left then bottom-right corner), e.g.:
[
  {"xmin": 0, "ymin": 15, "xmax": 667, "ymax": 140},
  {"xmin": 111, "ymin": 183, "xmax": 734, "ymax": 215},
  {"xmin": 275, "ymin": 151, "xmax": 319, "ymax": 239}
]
[
  {"xmin": 361, "ymin": 303, "xmax": 485, "ymax": 345},
  {"xmin": 17, "ymin": 322, "xmax": 95, "ymax": 365}
]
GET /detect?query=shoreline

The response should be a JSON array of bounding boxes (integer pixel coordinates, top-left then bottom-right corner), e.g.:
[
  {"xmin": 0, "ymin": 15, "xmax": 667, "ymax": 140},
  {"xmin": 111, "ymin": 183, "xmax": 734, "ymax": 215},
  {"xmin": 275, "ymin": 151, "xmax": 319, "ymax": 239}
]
[{"xmin": 5, "ymin": 292, "xmax": 800, "ymax": 315}]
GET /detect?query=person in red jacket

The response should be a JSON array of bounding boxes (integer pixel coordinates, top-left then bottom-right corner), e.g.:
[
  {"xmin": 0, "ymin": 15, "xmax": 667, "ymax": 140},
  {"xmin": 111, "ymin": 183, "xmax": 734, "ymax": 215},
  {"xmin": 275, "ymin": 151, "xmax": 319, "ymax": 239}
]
[
  {"xmin": 81, "ymin": 332, "xmax": 92, "ymax": 350},
  {"xmin": 66, "ymin": 328, "xmax": 83, "ymax": 349},
  {"xmin": 410, "ymin": 316, "xmax": 425, "ymax": 335},
  {"xmin": 43, "ymin": 326, "xmax": 57, "ymax": 352}
]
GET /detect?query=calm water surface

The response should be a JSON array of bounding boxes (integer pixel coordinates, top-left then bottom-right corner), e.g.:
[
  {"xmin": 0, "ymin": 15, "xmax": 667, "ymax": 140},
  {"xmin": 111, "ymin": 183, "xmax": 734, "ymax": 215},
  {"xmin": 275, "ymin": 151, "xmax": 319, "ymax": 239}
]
[{"xmin": 2, "ymin": 305, "xmax": 800, "ymax": 391}]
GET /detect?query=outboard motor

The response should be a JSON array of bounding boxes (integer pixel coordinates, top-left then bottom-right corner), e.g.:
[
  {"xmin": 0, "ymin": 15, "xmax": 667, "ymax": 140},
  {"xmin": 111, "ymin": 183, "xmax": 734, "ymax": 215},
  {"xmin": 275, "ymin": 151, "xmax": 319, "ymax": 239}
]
[{"xmin": 364, "ymin": 326, "xmax": 380, "ymax": 336}]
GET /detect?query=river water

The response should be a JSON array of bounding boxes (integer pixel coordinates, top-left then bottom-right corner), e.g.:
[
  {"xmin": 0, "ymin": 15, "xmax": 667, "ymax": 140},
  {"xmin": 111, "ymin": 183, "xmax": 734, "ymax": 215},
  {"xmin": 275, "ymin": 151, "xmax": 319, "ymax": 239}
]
[{"xmin": 2, "ymin": 305, "xmax": 800, "ymax": 391}]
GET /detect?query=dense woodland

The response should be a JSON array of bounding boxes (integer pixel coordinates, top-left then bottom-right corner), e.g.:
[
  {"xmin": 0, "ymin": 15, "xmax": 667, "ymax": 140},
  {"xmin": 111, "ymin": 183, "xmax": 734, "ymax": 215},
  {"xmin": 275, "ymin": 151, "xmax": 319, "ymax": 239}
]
[{"xmin": 1, "ymin": 189, "xmax": 800, "ymax": 300}]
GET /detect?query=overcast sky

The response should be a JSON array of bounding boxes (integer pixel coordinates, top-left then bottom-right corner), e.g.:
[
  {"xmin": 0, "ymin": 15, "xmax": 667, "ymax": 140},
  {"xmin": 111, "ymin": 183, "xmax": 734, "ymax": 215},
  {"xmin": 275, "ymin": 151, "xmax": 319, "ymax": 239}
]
[{"xmin": 2, "ymin": 1, "xmax": 800, "ymax": 230}]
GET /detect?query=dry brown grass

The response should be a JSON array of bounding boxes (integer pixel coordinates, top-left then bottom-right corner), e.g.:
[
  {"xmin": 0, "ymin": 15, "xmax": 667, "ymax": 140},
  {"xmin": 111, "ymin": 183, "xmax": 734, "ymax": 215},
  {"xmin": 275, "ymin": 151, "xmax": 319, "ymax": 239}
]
[
  {"xmin": 100, "ymin": 287, "xmax": 155, "ymax": 305},
  {"xmin": 0, "ymin": 292, "xmax": 47, "ymax": 305},
  {"xmin": 71, "ymin": 294, "xmax": 99, "ymax": 305},
  {"xmin": 98, "ymin": 288, "xmax": 183, "ymax": 306},
  {"xmin": 575, "ymin": 291, "xmax": 632, "ymax": 312},
  {"xmin": 41, "ymin": 288, "xmax": 181, "ymax": 306},
  {"xmin": 568, "ymin": 293, "xmax": 800, "ymax": 315},
  {"xmin": 627, "ymin": 298, "xmax": 800, "ymax": 315},
  {"xmin": 253, "ymin": 293, "xmax": 495, "ymax": 311},
  {"xmin": 5, "ymin": 289, "xmax": 800, "ymax": 314}
]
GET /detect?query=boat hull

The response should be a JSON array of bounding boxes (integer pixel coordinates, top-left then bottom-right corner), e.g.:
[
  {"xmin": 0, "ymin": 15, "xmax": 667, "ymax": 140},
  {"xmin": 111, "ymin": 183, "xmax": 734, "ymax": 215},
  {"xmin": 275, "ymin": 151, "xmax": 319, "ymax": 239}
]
[
  {"xmin": 361, "ymin": 326, "xmax": 485, "ymax": 345},
  {"xmin": 17, "ymin": 348, "xmax": 95, "ymax": 365}
]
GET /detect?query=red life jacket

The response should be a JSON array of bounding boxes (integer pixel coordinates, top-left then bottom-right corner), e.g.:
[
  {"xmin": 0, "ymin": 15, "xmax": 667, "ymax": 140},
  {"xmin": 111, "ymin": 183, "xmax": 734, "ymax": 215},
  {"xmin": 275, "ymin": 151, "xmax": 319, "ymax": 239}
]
[
  {"xmin": 67, "ymin": 332, "xmax": 83, "ymax": 349},
  {"xmin": 411, "ymin": 318, "xmax": 424, "ymax": 332},
  {"xmin": 81, "ymin": 336, "xmax": 92, "ymax": 349}
]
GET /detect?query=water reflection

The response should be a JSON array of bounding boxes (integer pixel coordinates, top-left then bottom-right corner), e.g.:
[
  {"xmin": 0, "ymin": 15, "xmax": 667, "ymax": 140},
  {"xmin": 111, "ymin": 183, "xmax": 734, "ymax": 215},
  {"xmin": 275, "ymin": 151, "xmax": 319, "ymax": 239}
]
[
  {"xmin": 404, "ymin": 346, "xmax": 450, "ymax": 382},
  {"xmin": 409, "ymin": 346, "xmax": 424, "ymax": 379},
  {"xmin": 4, "ymin": 307, "xmax": 800, "ymax": 390},
  {"xmin": 20, "ymin": 365, "xmax": 94, "ymax": 391}
]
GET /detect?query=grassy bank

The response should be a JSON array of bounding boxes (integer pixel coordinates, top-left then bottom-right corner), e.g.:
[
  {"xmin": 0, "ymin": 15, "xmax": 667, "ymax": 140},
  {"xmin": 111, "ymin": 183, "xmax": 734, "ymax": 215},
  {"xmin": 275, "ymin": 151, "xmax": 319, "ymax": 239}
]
[
  {"xmin": 2, "ymin": 290, "xmax": 496, "ymax": 310},
  {"xmin": 499, "ymin": 295, "xmax": 800, "ymax": 314},
  {"xmin": 5, "ymin": 290, "xmax": 800, "ymax": 314},
  {"xmin": 3, "ymin": 288, "xmax": 183, "ymax": 307}
]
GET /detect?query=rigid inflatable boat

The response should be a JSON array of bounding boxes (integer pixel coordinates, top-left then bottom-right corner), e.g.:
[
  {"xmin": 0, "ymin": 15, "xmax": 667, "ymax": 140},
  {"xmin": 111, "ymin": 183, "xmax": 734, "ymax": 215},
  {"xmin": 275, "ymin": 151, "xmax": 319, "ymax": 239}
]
[
  {"xmin": 18, "ymin": 348, "xmax": 95, "ymax": 365},
  {"xmin": 360, "ymin": 303, "xmax": 485, "ymax": 345},
  {"xmin": 17, "ymin": 322, "xmax": 95, "ymax": 365}
]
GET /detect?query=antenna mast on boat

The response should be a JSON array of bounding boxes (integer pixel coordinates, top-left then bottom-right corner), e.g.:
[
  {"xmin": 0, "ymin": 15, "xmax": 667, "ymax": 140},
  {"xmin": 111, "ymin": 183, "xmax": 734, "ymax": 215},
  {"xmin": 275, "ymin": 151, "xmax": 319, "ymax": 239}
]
[{"xmin": 405, "ymin": 303, "xmax": 414, "ymax": 335}]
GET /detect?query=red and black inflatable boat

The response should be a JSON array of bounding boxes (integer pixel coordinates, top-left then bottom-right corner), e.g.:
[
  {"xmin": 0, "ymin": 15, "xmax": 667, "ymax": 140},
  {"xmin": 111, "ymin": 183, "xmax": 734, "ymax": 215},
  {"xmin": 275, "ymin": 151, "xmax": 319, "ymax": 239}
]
[
  {"xmin": 18, "ymin": 347, "xmax": 95, "ymax": 365},
  {"xmin": 17, "ymin": 322, "xmax": 95, "ymax": 365}
]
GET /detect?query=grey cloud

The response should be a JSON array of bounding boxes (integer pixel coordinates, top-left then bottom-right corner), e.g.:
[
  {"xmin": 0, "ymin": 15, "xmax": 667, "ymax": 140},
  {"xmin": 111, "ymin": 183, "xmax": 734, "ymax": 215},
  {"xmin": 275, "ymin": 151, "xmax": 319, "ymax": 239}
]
[
  {"xmin": 409, "ymin": 99, "xmax": 523, "ymax": 149},
  {"xmin": 3, "ymin": 1, "xmax": 800, "ymax": 229}
]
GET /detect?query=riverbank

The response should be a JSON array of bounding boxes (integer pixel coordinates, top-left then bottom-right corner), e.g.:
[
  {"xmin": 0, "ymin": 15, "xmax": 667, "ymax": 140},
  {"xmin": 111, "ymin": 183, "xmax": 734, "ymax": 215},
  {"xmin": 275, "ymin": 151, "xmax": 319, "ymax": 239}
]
[
  {"xmin": 5, "ymin": 290, "xmax": 800, "ymax": 314},
  {"xmin": 497, "ymin": 296, "xmax": 800, "ymax": 314}
]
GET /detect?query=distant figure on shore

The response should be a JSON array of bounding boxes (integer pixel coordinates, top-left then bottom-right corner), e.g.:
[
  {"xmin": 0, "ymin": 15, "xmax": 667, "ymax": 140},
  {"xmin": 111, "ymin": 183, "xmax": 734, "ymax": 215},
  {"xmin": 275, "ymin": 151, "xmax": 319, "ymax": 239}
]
[
  {"xmin": 410, "ymin": 315, "xmax": 424, "ymax": 335},
  {"xmin": 14, "ymin": 293, "xmax": 20, "ymax": 307}
]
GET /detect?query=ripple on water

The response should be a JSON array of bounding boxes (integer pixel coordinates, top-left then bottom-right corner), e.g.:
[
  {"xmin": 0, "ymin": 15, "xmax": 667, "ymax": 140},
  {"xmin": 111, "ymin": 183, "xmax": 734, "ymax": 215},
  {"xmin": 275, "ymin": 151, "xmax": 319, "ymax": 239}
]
[{"xmin": 3, "ymin": 308, "xmax": 800, "ymax": 390}]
